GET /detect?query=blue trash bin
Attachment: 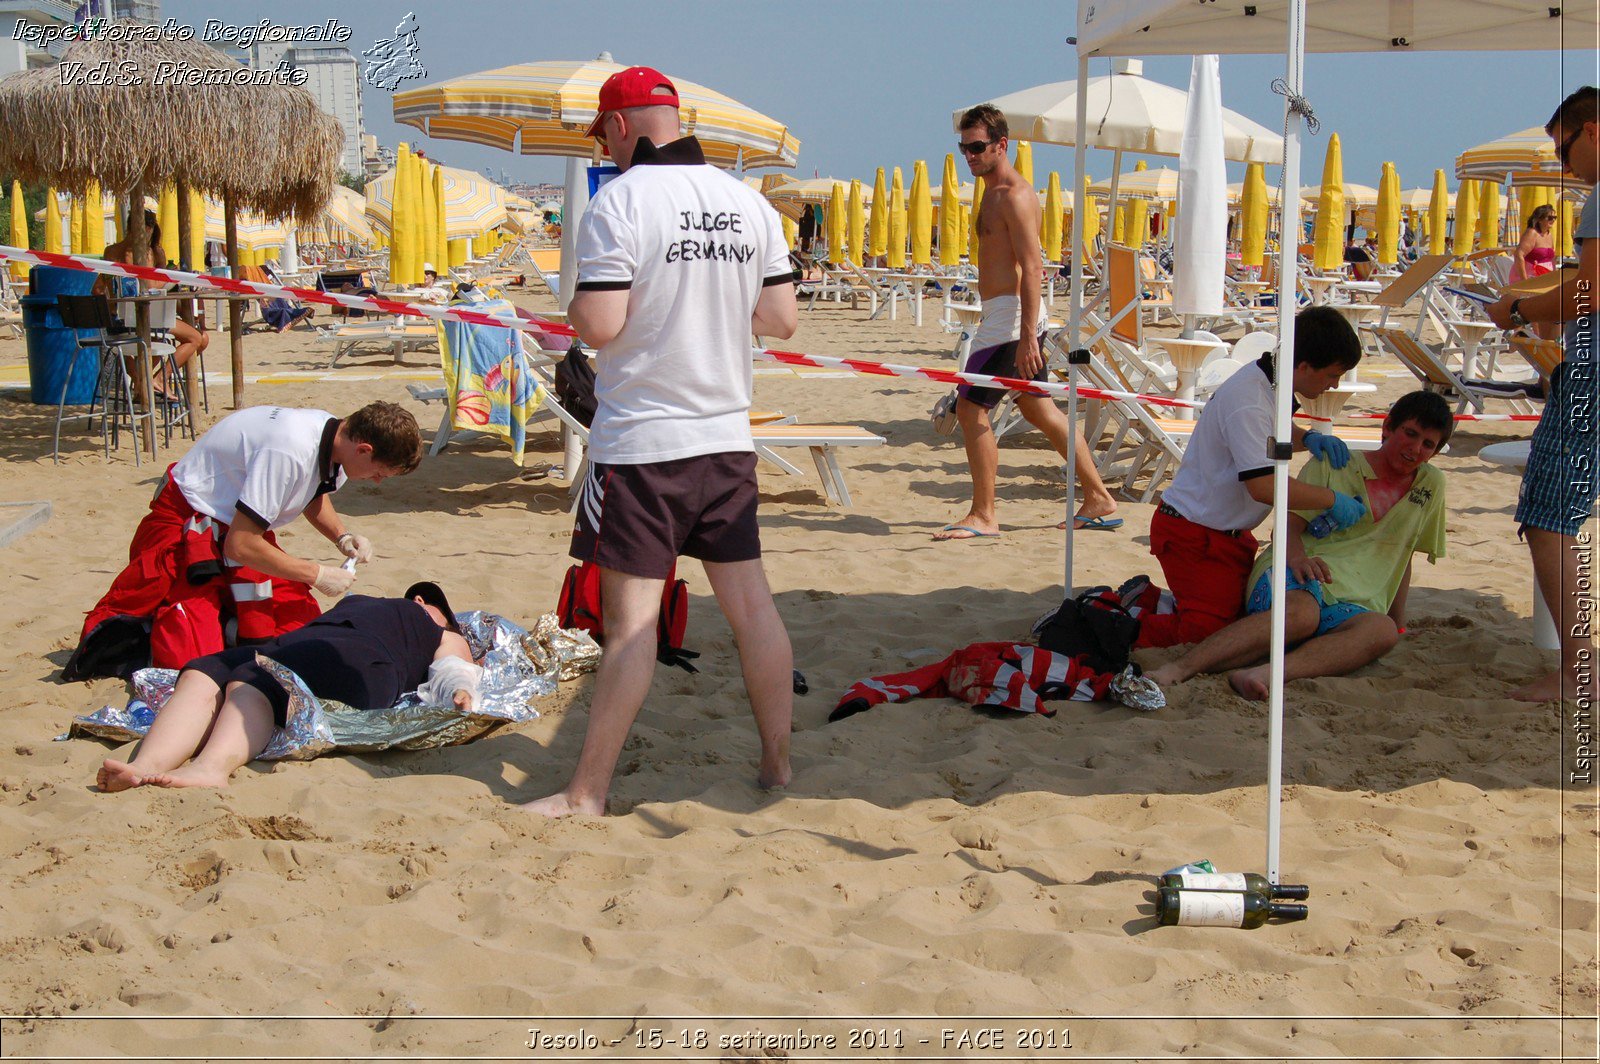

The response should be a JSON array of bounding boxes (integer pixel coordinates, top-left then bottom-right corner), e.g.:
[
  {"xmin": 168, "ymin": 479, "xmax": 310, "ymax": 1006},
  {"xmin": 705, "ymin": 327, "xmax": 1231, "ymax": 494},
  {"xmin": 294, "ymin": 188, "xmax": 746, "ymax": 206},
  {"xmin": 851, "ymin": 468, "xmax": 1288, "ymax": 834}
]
[{"xmin": 23, "ymin": 265, "xmax": 99, "ymax": 405}]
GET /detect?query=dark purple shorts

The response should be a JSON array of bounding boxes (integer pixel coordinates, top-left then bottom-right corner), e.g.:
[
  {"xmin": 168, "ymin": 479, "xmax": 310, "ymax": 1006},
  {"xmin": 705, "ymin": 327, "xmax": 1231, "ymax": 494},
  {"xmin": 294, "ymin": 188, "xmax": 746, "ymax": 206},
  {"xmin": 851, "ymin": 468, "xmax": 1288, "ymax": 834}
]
[
  {"xmin": 957, "ymin": 339, "xmax": 1048, "ymax": 410},
  {"xmin": 570, "ymin": 451, "xmax": 762, "ymax": 579}
]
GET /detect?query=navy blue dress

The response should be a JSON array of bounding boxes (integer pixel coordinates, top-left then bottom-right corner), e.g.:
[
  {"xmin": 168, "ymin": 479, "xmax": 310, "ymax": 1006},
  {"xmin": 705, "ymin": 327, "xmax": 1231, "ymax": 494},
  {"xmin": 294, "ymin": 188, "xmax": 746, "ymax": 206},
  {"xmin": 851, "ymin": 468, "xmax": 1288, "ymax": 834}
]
[{"xmin": 184, "ymin": 595, "xmax": 444, "ymax": 725}]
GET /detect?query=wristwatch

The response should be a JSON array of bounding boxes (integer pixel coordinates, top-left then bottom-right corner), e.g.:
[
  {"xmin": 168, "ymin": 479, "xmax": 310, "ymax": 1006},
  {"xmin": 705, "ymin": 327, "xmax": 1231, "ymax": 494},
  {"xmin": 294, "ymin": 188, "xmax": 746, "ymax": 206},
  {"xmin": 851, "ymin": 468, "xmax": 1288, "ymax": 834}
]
[{"xmin": 1509, "ymin": 299, "xmax": 1529, "ymax": 328}]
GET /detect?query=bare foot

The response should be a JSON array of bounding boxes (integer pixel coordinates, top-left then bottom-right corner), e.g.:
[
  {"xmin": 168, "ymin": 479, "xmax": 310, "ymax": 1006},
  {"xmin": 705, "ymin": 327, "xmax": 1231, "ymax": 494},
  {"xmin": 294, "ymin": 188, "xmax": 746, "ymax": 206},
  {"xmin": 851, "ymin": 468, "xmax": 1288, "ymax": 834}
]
[
  {"xmin": 1227, "ymin": 667, "xmax": 1271, "ymax": 702},
  {"xmin": 758, "ymin": 762, "xmax": 791, "ymax": 790},
  {"xmin": 97, "ymin": 758, "xmax": 146, "ymax": 793},
  {"xmin": 518, "ymin": 791, "xmax": 605, "ymax": 818},
  {"xmin": 1509, "ymin": 670, "xmax": 1592, "ymax": 703},
  {"xmin": 934, "ymin": 515, "xmax": 1000, "ymax": 540},
  {"xmin": 143, "ymin": 764, "xmax": 230, "ymax": 789}
]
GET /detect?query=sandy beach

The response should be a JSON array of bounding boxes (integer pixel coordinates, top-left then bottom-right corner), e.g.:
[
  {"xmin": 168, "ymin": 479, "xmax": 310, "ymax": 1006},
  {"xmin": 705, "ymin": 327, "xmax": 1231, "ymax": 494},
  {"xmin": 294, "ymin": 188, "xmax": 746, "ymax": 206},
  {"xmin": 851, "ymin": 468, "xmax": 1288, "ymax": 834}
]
[{"xmin": 0, "ymin": 285, "xmax": 1595, "ymax": 1060}]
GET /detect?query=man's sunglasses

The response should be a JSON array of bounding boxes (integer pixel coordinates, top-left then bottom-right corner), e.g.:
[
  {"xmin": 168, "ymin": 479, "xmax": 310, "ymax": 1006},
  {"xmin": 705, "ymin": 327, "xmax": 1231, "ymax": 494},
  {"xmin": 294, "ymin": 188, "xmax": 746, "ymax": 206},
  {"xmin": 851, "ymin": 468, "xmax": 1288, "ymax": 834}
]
[
  {"xmin": 958, "ymin": 139, "xmax": 996, "ymax": 156},
  {"xmin": 1557, "ymin": 123, "xmax": 1589, "ymax": 172}
]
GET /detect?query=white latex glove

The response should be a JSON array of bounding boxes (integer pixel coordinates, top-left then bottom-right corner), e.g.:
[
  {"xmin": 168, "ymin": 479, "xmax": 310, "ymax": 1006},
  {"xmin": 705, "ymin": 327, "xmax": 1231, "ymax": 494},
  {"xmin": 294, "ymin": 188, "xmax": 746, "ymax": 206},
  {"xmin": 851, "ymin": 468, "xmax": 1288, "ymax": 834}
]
[
  {"xmin": 337, "ymin": 532, "xmax": 374, "ymax": 565},
  {"xmin": 313, "ymin": 563, "xmax": 357, "ymax": 597}
]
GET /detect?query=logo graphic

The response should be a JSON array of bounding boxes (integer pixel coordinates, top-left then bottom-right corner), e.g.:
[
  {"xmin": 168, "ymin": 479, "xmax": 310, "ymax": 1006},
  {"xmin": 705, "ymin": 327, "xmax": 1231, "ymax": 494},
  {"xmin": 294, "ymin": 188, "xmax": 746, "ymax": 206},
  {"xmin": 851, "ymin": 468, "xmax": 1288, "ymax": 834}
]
[{"xmin": 362, "ymin": 12, "xmax": 425, "ymax": 90}]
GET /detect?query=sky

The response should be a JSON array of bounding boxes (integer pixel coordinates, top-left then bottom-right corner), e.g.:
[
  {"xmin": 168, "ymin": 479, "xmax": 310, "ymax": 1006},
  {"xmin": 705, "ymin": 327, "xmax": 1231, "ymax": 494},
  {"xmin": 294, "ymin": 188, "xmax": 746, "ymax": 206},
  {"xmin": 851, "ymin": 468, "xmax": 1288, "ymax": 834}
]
[{"xmin": 160, "ymin": 0, "xmax": 1597, "ymax": 194}]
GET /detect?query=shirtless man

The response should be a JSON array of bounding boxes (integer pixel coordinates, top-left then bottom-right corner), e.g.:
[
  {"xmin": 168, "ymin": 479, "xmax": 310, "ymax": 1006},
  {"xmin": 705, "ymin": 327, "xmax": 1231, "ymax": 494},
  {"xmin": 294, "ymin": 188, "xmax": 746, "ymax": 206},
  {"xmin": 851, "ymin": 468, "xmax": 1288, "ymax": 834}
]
[{"xmin": 936, "ymin": 104, "xmax": 1118, "ymax": 541}]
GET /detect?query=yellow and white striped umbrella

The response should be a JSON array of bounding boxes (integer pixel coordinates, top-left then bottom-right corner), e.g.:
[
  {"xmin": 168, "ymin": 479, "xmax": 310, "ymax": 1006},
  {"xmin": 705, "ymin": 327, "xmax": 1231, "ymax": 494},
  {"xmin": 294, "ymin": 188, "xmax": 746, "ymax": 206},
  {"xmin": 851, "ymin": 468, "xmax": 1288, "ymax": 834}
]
[
  {"xmin": 301, "ymin": 185, "xmax": 373, "ymax": 243},
  {"xmin": 393, "ymin": 58, "xmax": 800, "ymax": 171},
  {"xmin": 504, "ymin": 208, "xmax": 545, "ymax": 234},
  {"xmin": 202, "ymin": 201, "xmax": 289, "ymax": 251},
  {"xmin": 765, "ymin": 177, "xmax": 856, "ymax": 222},
  {"xmin": 1456, "ymin": 126, "xmax": 1561, "ymax": 182},
  {"xmin": 1090, "ymin": 166, "xmax": 1179, "ymax": 200},
  {"xmin": 366, "ymin": 164, "xmax": 509, "ymax": 239},
  {"xmin": 1300, "ymin": 182, "xmax": 1378, "ymax": 207}
]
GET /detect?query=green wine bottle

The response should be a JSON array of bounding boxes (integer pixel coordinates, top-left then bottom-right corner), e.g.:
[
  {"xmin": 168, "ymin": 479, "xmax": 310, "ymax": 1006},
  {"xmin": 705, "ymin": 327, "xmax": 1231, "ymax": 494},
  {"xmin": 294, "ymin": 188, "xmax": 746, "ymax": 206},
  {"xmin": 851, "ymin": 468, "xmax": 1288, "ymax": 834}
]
[
  {"xmin": 1157, "ymin": 887, "xmax": 1309, "ymax": 928},
  {"xmin": 1158, "ymin": 871, "xmax": 1310, "ymax": 900}
]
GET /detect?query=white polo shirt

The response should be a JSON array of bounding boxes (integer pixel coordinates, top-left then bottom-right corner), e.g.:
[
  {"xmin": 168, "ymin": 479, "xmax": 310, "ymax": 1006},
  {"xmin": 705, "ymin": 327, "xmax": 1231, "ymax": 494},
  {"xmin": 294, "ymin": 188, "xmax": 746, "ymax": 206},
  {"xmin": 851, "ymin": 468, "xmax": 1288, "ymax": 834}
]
[
  {"xmin": 172, "ymin": 406, "xmax": 345, "ymax": 529},
  {"xmin": 575, "ymin": 136, "xmax": 796, "ymax": 464},
  {"xmin": 1160, "ymin": 357, "xmax": 1287, "ymax": 532}
]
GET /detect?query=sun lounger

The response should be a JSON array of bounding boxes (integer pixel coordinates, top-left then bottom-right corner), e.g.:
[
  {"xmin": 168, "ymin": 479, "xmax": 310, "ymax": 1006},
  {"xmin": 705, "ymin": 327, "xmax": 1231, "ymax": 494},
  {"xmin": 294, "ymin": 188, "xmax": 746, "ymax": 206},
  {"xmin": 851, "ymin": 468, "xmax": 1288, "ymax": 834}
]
[
  {"xmin": 751, "ymin": 423, "xmax": 885, "ymax": 507},
  {"xmin": 1370, "ymin": 326, "xmax": 1540, "ymax": 414},
  {"xmin": 318, "ymin": 322, "xmax": 439, "ymax": 367}
]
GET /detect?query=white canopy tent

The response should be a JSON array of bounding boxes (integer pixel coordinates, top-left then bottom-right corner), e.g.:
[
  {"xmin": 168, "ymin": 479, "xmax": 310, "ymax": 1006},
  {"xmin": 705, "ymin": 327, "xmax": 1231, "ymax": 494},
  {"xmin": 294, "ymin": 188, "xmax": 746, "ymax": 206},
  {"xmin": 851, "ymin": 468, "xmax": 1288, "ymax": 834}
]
[{"xmin": 1070, "ymin": 0, "xmax": 1595, "ymax": 888}]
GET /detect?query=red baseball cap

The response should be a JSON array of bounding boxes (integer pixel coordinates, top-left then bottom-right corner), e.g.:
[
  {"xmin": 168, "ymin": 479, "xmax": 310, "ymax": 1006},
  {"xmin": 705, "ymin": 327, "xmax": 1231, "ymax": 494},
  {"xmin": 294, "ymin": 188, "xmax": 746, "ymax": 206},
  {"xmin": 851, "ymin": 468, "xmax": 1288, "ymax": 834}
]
[{"xmin": 584, "ymin": 66, "xmax": 680, "ymax": 138}]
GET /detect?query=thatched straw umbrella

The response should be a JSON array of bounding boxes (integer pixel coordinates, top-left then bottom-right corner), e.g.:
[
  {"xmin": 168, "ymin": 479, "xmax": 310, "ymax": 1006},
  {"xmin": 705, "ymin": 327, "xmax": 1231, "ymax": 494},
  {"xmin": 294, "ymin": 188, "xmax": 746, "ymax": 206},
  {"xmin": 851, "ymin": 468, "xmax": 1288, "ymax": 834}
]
[{"xmin": 0, "ymin": 21, "xmax": 342, "ymax": 421}]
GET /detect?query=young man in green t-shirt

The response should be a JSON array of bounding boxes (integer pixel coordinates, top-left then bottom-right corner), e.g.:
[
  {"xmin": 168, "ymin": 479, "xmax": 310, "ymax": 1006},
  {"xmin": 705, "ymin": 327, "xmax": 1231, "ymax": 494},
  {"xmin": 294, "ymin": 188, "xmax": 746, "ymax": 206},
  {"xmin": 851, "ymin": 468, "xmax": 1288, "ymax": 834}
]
[{"xmin": 1147, "ymin": 391, "xmax": 1451, "ymax": 700}]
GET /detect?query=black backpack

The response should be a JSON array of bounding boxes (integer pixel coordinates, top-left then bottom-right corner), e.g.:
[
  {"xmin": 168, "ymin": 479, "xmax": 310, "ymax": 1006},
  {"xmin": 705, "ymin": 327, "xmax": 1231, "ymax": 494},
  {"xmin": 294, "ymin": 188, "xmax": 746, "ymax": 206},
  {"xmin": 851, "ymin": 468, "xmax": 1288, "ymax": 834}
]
[
  {"xmin": 554, "ymin": 343, "xmax": 597, "ymax": 427},
  {"xmin": 1031, "ymin": 586, "xmax": 1141, "ymax": 675}
]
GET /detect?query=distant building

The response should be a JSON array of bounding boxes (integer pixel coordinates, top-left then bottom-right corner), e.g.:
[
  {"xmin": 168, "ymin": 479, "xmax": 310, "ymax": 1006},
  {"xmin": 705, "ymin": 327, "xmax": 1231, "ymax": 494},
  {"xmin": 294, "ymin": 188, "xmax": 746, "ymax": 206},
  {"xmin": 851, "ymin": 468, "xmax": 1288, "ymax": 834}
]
[
  {"xmin": 362, "ymin": 134, "xmax": 392, "ymax": 182},
  {"xmin": 228, "ymin": 41, "xmax": 366, "ymax": 178},
  {"xmin": 0, "ymin": 0, "xmax": 80, "ymax": 76}
]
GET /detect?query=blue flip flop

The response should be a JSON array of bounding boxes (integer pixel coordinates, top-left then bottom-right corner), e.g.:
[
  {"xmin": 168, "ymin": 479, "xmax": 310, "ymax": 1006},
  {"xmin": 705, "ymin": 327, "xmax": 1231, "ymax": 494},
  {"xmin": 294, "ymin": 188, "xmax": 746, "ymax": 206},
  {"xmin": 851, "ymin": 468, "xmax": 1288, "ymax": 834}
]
[
  {"xmin": 1069, "ymin": 516, "xmax": 1124, "ymax": 531},
  {"xmin": 936, "ymin": 524, "xmax": 1001, "ymax": 540}
]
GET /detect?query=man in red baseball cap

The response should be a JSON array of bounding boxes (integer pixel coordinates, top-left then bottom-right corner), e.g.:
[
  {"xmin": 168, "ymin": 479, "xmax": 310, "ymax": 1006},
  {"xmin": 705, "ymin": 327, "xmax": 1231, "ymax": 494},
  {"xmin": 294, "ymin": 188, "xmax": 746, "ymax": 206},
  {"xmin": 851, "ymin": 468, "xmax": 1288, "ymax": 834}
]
[
  {"xmin": 583, "ymin": 65, "xmax": 681, "ymax": 160},
  {"xmin": 519, "ymin": 63, "xmax": 800, "ymax": 818}
]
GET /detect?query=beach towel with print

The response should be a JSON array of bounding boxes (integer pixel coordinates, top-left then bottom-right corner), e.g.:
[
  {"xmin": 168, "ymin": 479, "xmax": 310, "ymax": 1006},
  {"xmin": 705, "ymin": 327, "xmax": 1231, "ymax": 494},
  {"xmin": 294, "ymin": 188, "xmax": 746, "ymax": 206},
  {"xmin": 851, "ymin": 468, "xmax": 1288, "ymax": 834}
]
[
  {"xmin": 829, "ymin": 641, "xmax": 1116, "ymax": 722},
  {"xmin": 437, "ymin": 294, "xmax": 543, "ymax": 465}
]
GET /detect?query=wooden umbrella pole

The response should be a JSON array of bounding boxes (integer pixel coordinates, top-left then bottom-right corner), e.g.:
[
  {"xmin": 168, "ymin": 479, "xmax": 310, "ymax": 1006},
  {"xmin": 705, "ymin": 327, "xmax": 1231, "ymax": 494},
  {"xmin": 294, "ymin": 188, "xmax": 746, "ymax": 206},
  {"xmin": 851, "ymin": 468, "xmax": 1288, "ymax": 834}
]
[
  {"xmin": 174, "ymin": 179, "xmax": 199, "ymax": 437},
  {"xmin": 129, "ymin": 178, "xmax": 157, "ymax": 460},
  {"xmin": 224, "ymin": 190, "xmax": 244, "ymax": 411}
]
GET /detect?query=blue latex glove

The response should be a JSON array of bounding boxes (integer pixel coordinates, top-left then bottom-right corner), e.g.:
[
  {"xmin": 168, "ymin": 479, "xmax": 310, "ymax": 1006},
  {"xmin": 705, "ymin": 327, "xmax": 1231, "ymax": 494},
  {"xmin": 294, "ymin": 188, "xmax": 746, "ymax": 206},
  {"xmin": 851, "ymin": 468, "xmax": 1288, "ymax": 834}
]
[
  {"xmin": 1326, "ymin": 490, "xmax": 1367, "ymax": 531},
  {"xmin": 1303, "ymin": 429, "xmax": 1351, "ymax": 469}
]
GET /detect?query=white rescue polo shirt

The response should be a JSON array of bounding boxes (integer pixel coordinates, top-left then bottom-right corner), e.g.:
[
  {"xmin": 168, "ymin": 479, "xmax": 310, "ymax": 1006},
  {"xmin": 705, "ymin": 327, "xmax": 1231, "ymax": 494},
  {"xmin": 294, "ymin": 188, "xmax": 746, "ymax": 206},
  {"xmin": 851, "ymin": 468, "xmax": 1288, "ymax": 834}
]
[
  {"xmin": 575, "ymin": 135, "xmax": 797, "ymax": 464},
  {"xmin": 172, "ymin": 406, "xmax": 346, "ymax": 529},
  {"xmin": 1160, "ymin": 355, "xmax": 1294, "ymax": 532}
]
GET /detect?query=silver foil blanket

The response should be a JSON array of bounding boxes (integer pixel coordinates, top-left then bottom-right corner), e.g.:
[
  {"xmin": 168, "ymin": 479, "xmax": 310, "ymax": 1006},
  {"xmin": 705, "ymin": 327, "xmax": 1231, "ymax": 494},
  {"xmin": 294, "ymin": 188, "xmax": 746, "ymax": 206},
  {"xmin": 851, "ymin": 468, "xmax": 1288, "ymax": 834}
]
[{"xmin": 66, "ymin": 612, "xmax": 597, "ymax": 760}]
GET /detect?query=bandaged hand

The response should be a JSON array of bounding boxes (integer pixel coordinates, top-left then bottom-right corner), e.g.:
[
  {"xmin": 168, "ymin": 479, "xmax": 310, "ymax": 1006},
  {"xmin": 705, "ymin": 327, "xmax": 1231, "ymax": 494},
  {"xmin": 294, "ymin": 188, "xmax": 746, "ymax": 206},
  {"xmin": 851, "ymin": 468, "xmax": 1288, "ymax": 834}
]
[
  {"xmin": 336, "ymin": 532, "xmax": 374, "ymax": 565},
  {"xmin": 1302, "ymin": 430, "xmax": 1351, "ymax": 469},
  {"xmin": 418, "ymin": 655, "xmax": 483, "ymax": 710},
  {"xmin": 313, "ymin": 563, "xmax": 357, "ymax": 597}
]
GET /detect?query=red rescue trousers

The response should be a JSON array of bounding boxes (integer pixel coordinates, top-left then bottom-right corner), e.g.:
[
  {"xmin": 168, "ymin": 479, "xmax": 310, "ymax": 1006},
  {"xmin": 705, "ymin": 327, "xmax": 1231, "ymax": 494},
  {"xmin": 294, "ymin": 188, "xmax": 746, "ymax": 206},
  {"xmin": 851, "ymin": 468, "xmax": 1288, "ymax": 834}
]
[
  {"xmin": 78, "ymin": 468, "xmax": 320, "ymax": 668},
  {"xmin": 1135, "ymin": 507, "xmax": 1259, "ymax": 649}
]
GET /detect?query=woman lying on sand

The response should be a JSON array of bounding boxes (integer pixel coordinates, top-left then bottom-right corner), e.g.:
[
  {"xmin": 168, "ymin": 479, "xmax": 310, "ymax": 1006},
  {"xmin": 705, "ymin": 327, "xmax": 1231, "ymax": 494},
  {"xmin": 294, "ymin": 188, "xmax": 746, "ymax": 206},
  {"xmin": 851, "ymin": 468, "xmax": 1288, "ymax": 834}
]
[{"xmin": 98, "ymin": 582, "xmax": 478, "ymax": 792}]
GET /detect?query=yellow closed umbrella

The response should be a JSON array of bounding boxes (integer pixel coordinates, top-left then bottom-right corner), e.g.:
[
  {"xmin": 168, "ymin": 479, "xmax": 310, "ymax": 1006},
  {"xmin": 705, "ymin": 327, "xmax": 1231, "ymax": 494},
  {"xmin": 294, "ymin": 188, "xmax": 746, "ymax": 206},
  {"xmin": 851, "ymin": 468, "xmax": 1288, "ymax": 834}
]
[
  {"xmin": 938, "ymin": 154, "xmax": 961, "ymax": 266},
  {"xmin": 1014, "ymin": 141, "xmax": 1034, "ymax": 187},
  {"xmin": 968, "ymin": 177, "xmax": 984, "ymax": 259},
  {"xmin": 1240, "ymin": 161, "xmax": 1269, "ymax": 268},
  {"xmin": 781, "ymin": 213, "xmax": 798, "ymax": 250},
  {"xmin": 158, "ymin": 184, "xmax": 179, "ymax": 263},
  {"xmin": 1126, "ymin": 159, "xmax": 1149, "ymax": 248},
  {"xmin": 433, "ymin": 163, "xmax": 448, "ymax": 270},
  {"xmin": 44, "ymin": 187, "xmax": 61, "ymax": 254},
  {"xmin": 869, "ymin": 168, "xmax": 888, "ymax": 259},
  {"xmin": 83, "ymin": 180, "xmax": 104, "ymax": 256},
  {"xmin": 419, "ymin": 161, "xmax": 439, "ymax": 272},
  {"xmin": 1428, "ymin": 169, "xmax": 1450, "ymax": 256},
  {"xmin": 1559, "ymin": 197, "xmax": 1576, "ymax": 258},
  {"xmin": 1451, "ymin": 178, "xmax": 1477, "ymax": 255},
  {"xmin": 958, "ymin": 202, "xmax": 970, "ymax": 258},
  {"xmin": 1375, "ymin": 162, "xmax": 1400, "ymax": 265},
  {"xmin": 847, "ymin": 179, "xmax": 866, "ymax": 266},
  {"xmin": 188, "ymin": 188, "xmax": 205, "ymax": 267},
  {"xmin": 888, "ymin": 167, "xmax": 907, "ymax": 269},
  {"xmin": 390, "ymin": 145, "xmax": 410, "ymax": 283},
  {"xmin": 1041, "ymin": 171, "xmax": 1063, "ymax": 263},
  {"xmin": 69, "ymin": 195, "xmax": 83, "ymax": 254},
  {"xmin": 1476, "ymin": 180, "xmax": 1501, "ymax": 248},
  {"xmin": 1079, "ymin": 174, "xmax": 1101, "ymax": 257},
  {"xmin": 909, "ymin": 159, "xmax": 932, "ymax": 265},
  {"xmin": 1311, "ymin": 133, "xmax": 1345, "ymax": 271},
  {"xmin": 1113, "ymin": 201, "xmax": 1126, "ymax": 244},
  {"xmin": 9, "ymin": 181, "xmax": 26, "ymax": 280},
  {"xmin": 826, "ymin": 180, "xmax": 846, "ymax": 264}
]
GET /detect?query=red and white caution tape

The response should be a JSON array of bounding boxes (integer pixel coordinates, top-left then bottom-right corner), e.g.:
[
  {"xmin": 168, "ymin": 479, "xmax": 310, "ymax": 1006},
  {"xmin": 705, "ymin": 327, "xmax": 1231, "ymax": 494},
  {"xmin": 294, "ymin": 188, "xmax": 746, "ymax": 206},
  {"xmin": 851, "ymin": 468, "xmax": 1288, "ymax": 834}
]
[
  {"xmin": 0, "ymin": 243, "xmax": 1211, "ymax": 411},
  {"xmin": 1298, "ymin": 410, "xmax": 1543, "ymax": 423}
]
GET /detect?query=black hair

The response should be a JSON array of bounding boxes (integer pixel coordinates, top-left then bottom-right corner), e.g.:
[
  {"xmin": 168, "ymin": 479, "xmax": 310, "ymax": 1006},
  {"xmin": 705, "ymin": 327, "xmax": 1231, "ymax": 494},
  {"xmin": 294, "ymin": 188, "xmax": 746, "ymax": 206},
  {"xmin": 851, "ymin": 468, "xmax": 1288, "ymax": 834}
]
[
  {"xmin": 404, "ymin": 580, "xmax": 461, "ymax": 634},
  {"xmin": 959, "ymin": 104, "xmax": 1008, "ymax": 144},
  {"xmin": 1384, "ymin": 390, "xmax": 1454, "ymax": 449},
  {"xmin": 1547, "ymin": 86, "xmax": 1599, "ymax": 135},
  {"xmin": 1292, "ymin": 305, "xmax": 1363, "ymax": 371}
]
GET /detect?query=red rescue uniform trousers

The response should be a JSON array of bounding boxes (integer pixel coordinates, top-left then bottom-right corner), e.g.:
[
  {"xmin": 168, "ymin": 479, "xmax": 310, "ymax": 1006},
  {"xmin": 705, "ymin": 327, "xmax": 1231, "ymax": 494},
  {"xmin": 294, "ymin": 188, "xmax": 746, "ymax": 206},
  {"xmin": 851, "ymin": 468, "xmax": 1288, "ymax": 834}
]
[
  {"xmin": 79, "ymin": 469, "xmax": 320, "ymax": 667},
  {"xmin": 1135, "ymin": 506, "xmax": 1259, "ymax": 649}
]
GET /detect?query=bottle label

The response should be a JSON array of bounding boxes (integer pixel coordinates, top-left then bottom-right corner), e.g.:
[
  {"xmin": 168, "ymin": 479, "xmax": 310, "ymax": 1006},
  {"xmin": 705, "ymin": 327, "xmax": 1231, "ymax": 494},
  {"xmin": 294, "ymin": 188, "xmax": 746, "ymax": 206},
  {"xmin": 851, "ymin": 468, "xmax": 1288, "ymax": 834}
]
[
  {"xmin": 1178, "ymin": 872, "xmax": 1248, "ymax": 891},
  {"xmin": 1176, "ymin": 891, "xmax": 1245, "ymax": 927}
]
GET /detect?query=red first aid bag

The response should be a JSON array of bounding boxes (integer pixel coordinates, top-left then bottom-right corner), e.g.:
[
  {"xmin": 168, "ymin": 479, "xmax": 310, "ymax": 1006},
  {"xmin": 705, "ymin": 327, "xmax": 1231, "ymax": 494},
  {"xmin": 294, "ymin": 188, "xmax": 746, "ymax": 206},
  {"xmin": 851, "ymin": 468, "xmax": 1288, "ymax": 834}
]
[{"xmin": 557, "ymin": 560, "xmax": 698, "ymax": 672}]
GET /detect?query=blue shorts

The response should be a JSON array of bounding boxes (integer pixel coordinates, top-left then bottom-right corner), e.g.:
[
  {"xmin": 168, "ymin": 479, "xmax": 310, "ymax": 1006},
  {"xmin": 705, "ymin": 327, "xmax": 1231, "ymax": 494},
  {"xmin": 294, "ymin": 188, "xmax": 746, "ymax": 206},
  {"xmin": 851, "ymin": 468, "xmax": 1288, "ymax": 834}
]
[
  {"xmin": 1516, "ymin": 362, "xmax": 1600, "ymax": 538},
  {"xmin": 1246, "ymin": 568, "xmax": 1368, "ymax": 636}
]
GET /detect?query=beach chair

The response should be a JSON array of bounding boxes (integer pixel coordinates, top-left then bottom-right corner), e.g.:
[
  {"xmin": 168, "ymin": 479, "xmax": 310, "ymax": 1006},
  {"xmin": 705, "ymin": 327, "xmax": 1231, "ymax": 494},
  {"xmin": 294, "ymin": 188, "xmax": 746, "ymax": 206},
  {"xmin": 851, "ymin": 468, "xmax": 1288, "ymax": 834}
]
[
  {"xmin": 317, "ymin": 321, "xmax": 439, "ymax": 367},
  {"xmin": 1370, "ymin": 326, "xmax": 1540, "ymax": 413},
  {"xmin": 1508, "ymin": 335, "xmax": 1564, "ymax": 389},
  {"xmin": 751, "ymin": 423, "xmax": 886, "ymax": 507}
]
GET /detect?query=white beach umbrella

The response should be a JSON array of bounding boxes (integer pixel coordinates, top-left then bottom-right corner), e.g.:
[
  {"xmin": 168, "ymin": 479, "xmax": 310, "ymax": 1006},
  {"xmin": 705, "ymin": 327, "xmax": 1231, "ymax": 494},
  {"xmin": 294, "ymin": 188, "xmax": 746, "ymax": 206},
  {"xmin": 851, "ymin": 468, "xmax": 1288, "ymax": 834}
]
[{"xmin": 1171, "ymin": 54, "xmax": 1226, "ymax": 318}]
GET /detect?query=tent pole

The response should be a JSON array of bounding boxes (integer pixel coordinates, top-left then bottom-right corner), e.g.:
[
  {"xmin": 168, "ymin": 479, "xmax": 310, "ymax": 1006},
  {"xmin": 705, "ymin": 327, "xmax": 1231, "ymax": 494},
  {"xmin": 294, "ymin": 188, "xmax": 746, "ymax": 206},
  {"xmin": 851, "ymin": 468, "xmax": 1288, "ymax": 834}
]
[
  {"xmin": 174, "ymin": 179, "xmax": 199, "ymax": 437},
  {"xmin": 1065, "ymin": 52, "xmax": 1091, "ymax": 594},
  {"xmin": 128, "ymin": 178, "xmax": 155, "ymax": 460},
  {"xmin": 224, "ymin": 190, "xmax": 244, "ymax": 411},
  {"xmin": 1266, "ymin": 0, "xmax": 1310, "ymax": 889}
]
